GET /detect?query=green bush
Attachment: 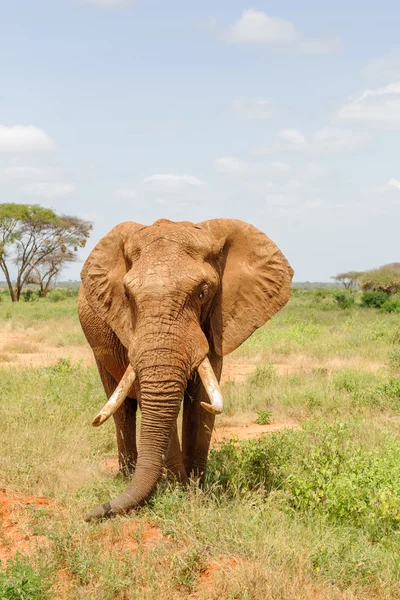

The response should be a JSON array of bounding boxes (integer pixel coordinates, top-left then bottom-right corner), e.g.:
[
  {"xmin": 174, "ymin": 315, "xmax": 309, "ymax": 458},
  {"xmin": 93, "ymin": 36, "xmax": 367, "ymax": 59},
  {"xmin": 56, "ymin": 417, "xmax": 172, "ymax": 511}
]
[
  {"xmin": 334, "ymin": 291, "xmax": 355, "ymax": 309},
  {"xmin": 46, "ymin": 289, "xmax": 68, "ymax": 303},
  {"xmin": 0, "ymin": 554, "xmax": 53, "ymax": 599},
  {"xmin": 380, "ymin": 300, "xmax": 400, "ymax": 314},
  {"xmin": 22, "ymin": 289, "xmax": 39, "ymax": 302},
  {"xmin": 207, "ymin": 420, "xmax": 400, "ymax": 541},
  {"xmin": 255, "ymin": 410, "xmax": 272, "ymax": 425},
  {"xmin": 247, "ymin": 364, "xmax": 276, "ymax": 386},
  {"xmin": 361, "ymin": 291, "xmax": 389, "ymax": 309}
]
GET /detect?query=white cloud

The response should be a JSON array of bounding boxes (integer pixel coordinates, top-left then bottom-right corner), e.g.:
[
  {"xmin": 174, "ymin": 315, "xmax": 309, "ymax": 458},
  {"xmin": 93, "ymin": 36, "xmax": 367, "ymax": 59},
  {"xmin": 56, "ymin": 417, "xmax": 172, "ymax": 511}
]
[
  {"xmin": 231, "ymin": 96, "xmax": 280, "ymax": 120},
  {"xmin": 0, "ymin": 125, "xmax": 55, "ymax": 153},
  {"xmin": 81, "ymin": 0, "xmax": 132, "ymax": 8},
  {"xmin": 277, "ymin": 129, "xmax": 307, "ymax": 147},
  {"xmin": 116, "ymin": 188, "xmax": 136, "ymax": 199},
  {"xmin": 143, "ymin": 174, "xmax": 205, "ymax": 192},
  {"xmin": 225, "ymin": 9, "xmax": 339, "ymax": 55},
  {"xmin": 226, "ymin": 10, "xmax": 296, "ymax": 45},
  {"xmin": 337, "ymin": 82, "xmax": 400, "ymax": 127},
  {"xmin": 363, "ymin": 50, "xmax": 400, "ymax": 83},
  {"xmin": 386, "ymin": 178, "xmax": 400, "ymax": 191},
  {"xmin": 214, "ymin": 156, "xmax": 248, "ymax": 174},
  {"xmin": 20, "ymin": 182, "xmax": 75, "ymax": 198},
  {"xmin": 3, "ymin": 166, "xmax": 60, "ymax": 181}
]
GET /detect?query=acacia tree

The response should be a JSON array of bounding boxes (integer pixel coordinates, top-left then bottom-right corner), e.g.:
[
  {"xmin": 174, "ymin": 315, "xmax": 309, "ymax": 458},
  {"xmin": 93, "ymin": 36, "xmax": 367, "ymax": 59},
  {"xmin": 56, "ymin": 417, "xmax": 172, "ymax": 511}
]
[
  {"xmin": 25, "ymin": 251, "xmax": 77, "ymax": 297},
  {"xmin": 0, "ymin": 203, "xmax": 92, "ymax": 301},
  {"xmin": 331, "ymin": 271, "xmax": 363, "ymax": 289},
  {"xmin": 360, "ymin": 263, "xmax": 400, "ymax": 296}
]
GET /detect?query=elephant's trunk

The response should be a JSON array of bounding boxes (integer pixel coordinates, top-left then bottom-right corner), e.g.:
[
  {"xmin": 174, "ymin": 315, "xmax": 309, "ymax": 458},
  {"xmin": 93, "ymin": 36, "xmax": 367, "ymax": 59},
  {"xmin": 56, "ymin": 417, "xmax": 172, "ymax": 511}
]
[{"xmin": 85, "ymin": 362, "xmax": 186, "ymax": 522}]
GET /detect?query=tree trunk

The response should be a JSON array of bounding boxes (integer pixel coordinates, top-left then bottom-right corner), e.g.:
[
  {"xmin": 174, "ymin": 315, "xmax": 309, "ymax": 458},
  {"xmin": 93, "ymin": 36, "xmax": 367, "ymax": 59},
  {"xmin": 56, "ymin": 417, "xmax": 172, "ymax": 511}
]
[{"xmin": 0, "ymin": 262, "xmax": 16, "ymax": 302}]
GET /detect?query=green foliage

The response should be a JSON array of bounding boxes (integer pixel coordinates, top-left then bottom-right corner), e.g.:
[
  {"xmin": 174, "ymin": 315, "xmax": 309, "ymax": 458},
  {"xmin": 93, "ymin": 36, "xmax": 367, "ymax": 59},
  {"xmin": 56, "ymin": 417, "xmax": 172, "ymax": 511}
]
[
  {"xmin": 255, "ymin": 410, "xmax": 272, "ymax": 425},
  {"xmin": 0, "ymin": 555, "xmax": 53, "ymax": 600},
  {"xmin": 361, "ymin": 291, "xmax": 389, "ymax": 308},
  {"xmin": 381, "ymin": 299, "xmax": 400, "ymax": 313},
  {"xmin": 360, "ymin": 264, "xmax": 400, "ymax": 296},
  {"xmin": 172, "ymin": 548, "xmax": 206, "ymax": 591},
  {"xmin": 46, "ymin": 289, "xmax": 68, "ymax": 303},
  {"xmin": 208, "ymin": 420, "xmax": 400, "ymax": 541},
  {"xmin": 247, "ymin": 364, "xmax": 276, "ymax": 386},
  {"xmin": 21, "ymin": 289, "xmax": 39, "ymax": 302},
  {"xmin": 334, "ymin": 291, "xmax": 355, "ymax": 309}
]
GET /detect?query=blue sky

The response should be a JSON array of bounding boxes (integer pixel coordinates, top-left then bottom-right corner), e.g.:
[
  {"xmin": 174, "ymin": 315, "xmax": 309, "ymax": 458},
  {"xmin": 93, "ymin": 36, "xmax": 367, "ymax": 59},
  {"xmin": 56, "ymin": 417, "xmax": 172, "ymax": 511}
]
[{"xmin": 0, "ymin": 1, "xmax": 399, "ymax": 281}]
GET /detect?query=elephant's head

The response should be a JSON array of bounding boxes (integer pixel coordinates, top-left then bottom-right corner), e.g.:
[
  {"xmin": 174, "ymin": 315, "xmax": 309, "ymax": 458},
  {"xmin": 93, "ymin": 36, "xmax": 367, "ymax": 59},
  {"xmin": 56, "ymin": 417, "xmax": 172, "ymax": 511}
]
[{"xmin": 81, "ymin": 218, "xmax": 293, "ymax": 519}]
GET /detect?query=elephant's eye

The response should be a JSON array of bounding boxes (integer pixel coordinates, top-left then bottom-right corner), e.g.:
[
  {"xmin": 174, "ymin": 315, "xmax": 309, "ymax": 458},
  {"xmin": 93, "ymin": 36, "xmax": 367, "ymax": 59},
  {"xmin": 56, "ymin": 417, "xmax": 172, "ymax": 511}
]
[
  {"xmin": 124, "ymin": 289, "xmax": 129, "ymax": 300},
  {"xmin": 198, "ymin": 284, "xmax": 208, "ymax": 301}
]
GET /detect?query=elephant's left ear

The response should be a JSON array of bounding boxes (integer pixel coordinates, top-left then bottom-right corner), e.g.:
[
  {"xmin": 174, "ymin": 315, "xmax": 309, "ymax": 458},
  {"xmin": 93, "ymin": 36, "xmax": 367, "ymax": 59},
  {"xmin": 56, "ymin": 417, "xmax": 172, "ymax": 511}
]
[
  {"xmin": 199, "ymin": 219, "xmax": 294, "ymax": 356},
  {"xmin": 80, "ymin": 221, "xmax": 144, "ymax": 349}
]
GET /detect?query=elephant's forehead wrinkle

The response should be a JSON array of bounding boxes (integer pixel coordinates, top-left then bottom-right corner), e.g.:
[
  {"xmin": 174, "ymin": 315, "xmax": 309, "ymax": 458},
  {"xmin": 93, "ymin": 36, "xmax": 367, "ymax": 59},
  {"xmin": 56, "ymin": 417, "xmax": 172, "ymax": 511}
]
[
  {"xmin": 133, "ymin": 225, "xmax": 211, "ymax": 257},
  {"xmin": 125, "ymin": 249, "xmax": 215, "ymax": 292}
]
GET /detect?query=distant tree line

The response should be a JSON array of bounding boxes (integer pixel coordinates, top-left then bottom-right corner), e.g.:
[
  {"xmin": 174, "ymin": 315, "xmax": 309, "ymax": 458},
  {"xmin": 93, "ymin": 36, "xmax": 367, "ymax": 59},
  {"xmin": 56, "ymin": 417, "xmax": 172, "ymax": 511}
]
[
  {"xmin": 0, "ymin": 203, "xmax": 92, "ymax": 301},
  {"xmin": 332, "ymin": 263, "xmax": 400, "ymax": 296}
]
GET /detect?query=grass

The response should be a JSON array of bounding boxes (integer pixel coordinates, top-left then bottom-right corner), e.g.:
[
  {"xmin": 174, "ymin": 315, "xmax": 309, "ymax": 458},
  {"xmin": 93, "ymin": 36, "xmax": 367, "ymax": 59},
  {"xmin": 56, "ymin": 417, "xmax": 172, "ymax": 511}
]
[{"xmin": 0, "ymin": 287, "xmax": 400, "ymax": 598}]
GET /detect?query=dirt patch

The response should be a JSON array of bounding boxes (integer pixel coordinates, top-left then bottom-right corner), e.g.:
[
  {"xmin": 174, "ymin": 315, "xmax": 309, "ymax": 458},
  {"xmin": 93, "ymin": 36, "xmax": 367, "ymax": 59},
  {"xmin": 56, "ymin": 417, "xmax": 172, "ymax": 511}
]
[
  {"xmin": 97, "ymin": 519, "xmax": 166, "ymax": 560},
  {"xmin": 221, "ymin": 362, "xmax": 257, "ymax": 383},
  {"xmin": 0, "ymin": 489, "xmax": 49, "ymax": 564},
  {"xmin": 212, "ymin": 421, "xmax": 300, "ymax": 444},
  {"xmin": 195, "ymin": 556, "xmax": 239, "ymax": 596},
  {"xmin": 0, "ymin": 329, "xmax": 93, "ymax": 368}
]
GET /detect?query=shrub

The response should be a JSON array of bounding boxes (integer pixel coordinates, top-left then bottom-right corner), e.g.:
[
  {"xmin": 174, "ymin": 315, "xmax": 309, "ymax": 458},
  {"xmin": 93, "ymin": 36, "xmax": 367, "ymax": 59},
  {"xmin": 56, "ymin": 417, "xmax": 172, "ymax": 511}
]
[
  {"xmin": 207, "ymin": 420, "xmax": 400, "ymax": 541},
  {"xmin": 256, "ymin": 410, "xmax": 272, "ymax": 425},
  {"xmin": 334, "ymin": 291, "xmax": 355, "ymax": 309},
  {"xmin": 380, "ymin": 300, "xmax": 400, "ymax": 314},
  {"xmin": 361, "ymin": 291, "xmax": 389, "ymax": 309},
  {"xmin": 248, "ymin": 364, "xmax": 276, "ymax": 387},
  {"xmin": 360, "ymin": 264, "xmax": 400, "ymax": 295},
  {"xmin": 0, "ymin": 554, "xmax": 53, "ymax": 599},
  {"xmin": 22, "ymin": 289, "xmax": 39, "ymax": 302},
  {"xmin": 46, "ymin": 289, "xmax": 68, "ymax": 303}
]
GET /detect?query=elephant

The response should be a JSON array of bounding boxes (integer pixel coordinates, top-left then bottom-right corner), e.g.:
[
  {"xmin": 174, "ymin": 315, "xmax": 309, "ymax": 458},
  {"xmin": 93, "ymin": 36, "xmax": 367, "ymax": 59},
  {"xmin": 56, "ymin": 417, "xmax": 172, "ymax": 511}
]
[{"xmin": 78, "ymin": 218, "xmax": 293, "ymax": 521}]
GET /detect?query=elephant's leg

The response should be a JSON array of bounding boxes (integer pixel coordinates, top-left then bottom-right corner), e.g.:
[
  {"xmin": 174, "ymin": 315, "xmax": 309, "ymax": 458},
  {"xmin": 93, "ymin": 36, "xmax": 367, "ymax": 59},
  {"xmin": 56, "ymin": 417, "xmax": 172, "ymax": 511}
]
[
  {"xmin": 182, "ymin": 354, "xmax": 222, "ymax": 481},
  {"xmin": 95, "ymin": 360, "xmax": 138, "ymax": 477},
  {"xmin": 165, "ymin": 424, "xmax": 188, "ymax": 484}
]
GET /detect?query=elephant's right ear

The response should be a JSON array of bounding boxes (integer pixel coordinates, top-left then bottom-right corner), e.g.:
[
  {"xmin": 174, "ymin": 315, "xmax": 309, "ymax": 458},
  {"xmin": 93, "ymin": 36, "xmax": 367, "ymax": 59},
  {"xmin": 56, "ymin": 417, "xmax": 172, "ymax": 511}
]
[{"xmin": 81, "ymin": 221, "xmax": 144, "ymax": 349}]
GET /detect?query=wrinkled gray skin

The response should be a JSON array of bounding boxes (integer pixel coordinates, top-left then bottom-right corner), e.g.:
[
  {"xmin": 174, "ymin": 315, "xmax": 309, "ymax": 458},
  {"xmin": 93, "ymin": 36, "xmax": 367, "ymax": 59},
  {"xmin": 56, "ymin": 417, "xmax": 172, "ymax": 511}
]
[{"xmin": 78, "ymin": 218, "xmax": 293, "ymax": 521}]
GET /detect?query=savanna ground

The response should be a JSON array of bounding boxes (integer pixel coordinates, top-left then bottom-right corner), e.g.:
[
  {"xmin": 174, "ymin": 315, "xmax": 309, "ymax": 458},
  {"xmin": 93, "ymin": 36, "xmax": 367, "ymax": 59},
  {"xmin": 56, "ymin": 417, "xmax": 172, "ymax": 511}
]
[{"xmin": 1, "ymin": 287, "xmax": 400, "ymax": 599}]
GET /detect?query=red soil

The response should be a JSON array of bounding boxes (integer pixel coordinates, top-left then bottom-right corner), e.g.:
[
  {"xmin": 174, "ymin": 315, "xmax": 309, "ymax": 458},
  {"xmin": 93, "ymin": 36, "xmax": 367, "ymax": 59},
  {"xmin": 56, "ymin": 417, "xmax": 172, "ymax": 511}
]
[{"xmin": 0, "ymin": 489, "xmax": 49, "ymax": 563}]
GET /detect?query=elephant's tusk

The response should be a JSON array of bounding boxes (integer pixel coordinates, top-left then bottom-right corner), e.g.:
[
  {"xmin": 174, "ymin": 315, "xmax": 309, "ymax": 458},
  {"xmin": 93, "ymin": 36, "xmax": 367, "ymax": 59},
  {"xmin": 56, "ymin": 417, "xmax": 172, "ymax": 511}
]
[
  {"xmin": 92, "ymin": 366, "xmax": 136, "ymax": 427},
  {"xmin": 198, "ymin": 357, "xmax": 223, "ymax": 415}
]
